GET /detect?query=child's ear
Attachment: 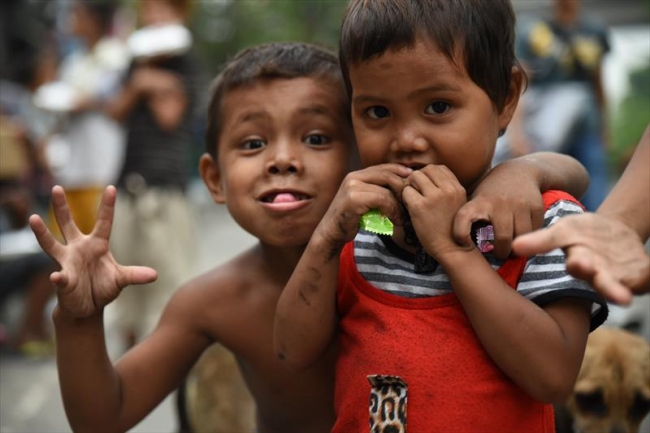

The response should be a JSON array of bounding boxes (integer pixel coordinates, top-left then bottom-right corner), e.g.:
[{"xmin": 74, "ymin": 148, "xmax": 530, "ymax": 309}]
[
  {"xmin": 199, "ymin": 153, "xmax": 226, "ymax": 204},
  {"xmin": 498, "ymin": 66, "xmax": 525, "ymax": 131}
]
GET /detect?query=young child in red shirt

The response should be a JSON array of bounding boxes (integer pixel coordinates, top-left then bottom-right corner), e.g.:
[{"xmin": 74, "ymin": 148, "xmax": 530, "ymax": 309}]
[{"xmin": 274, "ymin": 1, "xmax": 608, "ymax": 431}]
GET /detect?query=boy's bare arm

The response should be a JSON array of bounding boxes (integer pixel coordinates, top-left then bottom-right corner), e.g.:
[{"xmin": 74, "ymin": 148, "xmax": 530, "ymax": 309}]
[
  {"xmin": 274, "ymin": 164, "xmax": 410, "ymax": 369},
  {"xmin": 274, "ymin": 232, "xmax": 342, "ymax": 370},
  {"xmin": 29, "ymin": 186, "xmax": 208, "ymax": 431},
  {"xmin": 405, "ymin": 166, "xmax": 591, "ymax": 403},
  {"xmin": 500, "ymin": 152, "xmax": 589, "ymax": 199},
  {"xmin": 455, "ymin": 152, "xmax": 589, "ymax": 258}
]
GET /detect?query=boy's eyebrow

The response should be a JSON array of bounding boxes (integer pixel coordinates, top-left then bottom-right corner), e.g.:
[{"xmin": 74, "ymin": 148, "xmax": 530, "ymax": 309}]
[
  {"xmin": 353, "ymin": 84, "xmax": 462, "ymax": 105},
  {"xmin": 297, "ymin": 105, "xmax": 333, "ymax": 117},
  {"xmin": 237, "ymin": 110, "xmax": 271, "ymax": 124}
]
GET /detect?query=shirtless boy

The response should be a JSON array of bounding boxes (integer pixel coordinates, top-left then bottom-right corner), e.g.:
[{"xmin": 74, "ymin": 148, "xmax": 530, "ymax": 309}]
[{"xmin": 30, "ymin": 41, "xmax": 590, "ymax": 432}]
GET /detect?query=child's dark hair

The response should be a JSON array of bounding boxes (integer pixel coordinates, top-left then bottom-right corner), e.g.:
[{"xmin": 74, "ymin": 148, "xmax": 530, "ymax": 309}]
[
  {"xmin": 339, "ymin": 0, "xmax": 523, "ymax": 111},
  {"xmin": 204, "ymin": 42, "xmax": 347, "ymax": 158},
  {"xmin": 78, "ymin": 0, "xmax": 117, "ymax": 34}
]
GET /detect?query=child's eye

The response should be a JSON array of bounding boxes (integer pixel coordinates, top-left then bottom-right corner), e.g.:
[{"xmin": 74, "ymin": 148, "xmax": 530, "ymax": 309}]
[
  {"xmin": 304, "ymin": 134, "xmax": 329, "ymax": 146},
  {"xmin": 241, "ymin": 139, "xmax": 266, "ymax": 150},
  {"xmin": 365, "ymin": 106, "xmax": 390, "ymax": 120},
  {"xmin": 425, "ymin": 101, "xmax": 451, "ymax": 115}
]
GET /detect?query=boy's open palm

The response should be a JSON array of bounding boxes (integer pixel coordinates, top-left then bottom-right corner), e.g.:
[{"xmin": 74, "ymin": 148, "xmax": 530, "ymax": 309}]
[{"xmin": 28, "ymin": 186, "xmax": 157, "ymax": 318}]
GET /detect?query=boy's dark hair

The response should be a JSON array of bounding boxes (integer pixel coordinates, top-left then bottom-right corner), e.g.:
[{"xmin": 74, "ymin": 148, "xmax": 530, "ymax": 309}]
[
  {"xmin": 78, "ymin": 0, "xmax": 117, "ymax": 34},
  {"xmin": 339, "ymin": 0, "xmax": 522, "ymax": 111},
  {"xmin": 205, "ymin": 42, "xmax": 348, "ymax": 158}
]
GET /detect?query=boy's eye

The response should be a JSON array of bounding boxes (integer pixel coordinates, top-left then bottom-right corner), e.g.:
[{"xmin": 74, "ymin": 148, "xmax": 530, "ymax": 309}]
[
  {"xmin": 304, "ymin": 134, "xmax": 329, "ymax": 146},
  {"xmin": 365, "ymin": 106, "xmax": 390, "ymax": 120},
  {"xmin": 425, "ymin": 101, "xmax": 451, "ymax": 115},
  {"xmin": 241, "ymin": 139, "xmax": 266, "ymax": 150}
]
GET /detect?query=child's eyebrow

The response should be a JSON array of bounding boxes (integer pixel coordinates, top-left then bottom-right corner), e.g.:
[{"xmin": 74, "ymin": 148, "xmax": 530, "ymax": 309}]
[
  {"xmin": 406, "ymin": 84, "xmax": 462, "ymax": 99},
  {"xmin": 236, "ymin": 110, "xmax": 271, "ymax": 124},
  {"xmin": 353, "ymin": 83, "xmax": 463, "ymax": 105},
  {"xmin": 297, "ymin": 105, "xmax": 334, "ymax": 117}
]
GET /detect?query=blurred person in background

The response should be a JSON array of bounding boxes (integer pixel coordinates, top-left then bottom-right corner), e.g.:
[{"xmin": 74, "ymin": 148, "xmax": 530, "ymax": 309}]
[
  {"xmin": 0, "ymin": 44, "xmax": 58, "ymax": 354},
  {"xmin": 104, "ymin": 0, "xmax": 199, "ymax": 350},
  {"xmin": 40, "ymin": 0, "xmax": 129, "ymax": 237},
  {"xmin": 497, "ymin": 0, "xmax": 610, "ymax": 211}
]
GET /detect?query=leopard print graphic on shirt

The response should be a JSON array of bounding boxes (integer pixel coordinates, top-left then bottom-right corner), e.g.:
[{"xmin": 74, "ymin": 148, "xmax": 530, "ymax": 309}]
[{"xmin": 367, "ymin": 375, "xmax": 408, "ymax": 432}]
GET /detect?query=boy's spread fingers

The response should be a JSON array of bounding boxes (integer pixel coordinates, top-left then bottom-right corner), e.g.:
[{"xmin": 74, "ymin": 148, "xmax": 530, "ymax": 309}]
[
  {"xmin": 93, "ymin": 186, "xmax": 117, "ymax": 239},
  {"xmin": 51, "ymin": 185, "xmax": 81, "ymax": 242},
  {"xmin": 29, "ymin": 214, "xmax": 65, "ymax": 260},
  {"xmin": 50, "ymin": 270, "xmax": 69, "ymax": 289},
  {"xmin": 117, "ymin": 265, "xmax": 158, "ymax": 287}
]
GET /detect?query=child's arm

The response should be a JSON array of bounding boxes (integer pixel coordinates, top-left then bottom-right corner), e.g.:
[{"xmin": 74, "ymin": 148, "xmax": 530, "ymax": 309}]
[
  {"xmin": 29, "ymin": 186, "xmax": 209, "ymax": 431},
  {"xmin": 274, "ymin": 164, "xmax": 411, "ymax": 369},
  {"xmin": 513, "ymin": 125, "xmax": 650, "ymax": 304},
  {"xmin": 454, "ymin": 152, "xmax": 589, "ymax": 258},
  {"xmin": 405, "ymin": 166, "xmax": 592, "ymax": 403}
]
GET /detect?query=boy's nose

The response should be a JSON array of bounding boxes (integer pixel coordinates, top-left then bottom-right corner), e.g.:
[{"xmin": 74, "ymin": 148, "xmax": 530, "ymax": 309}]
[
  {"xmin": 266, "ymin": 141, "xmax": 302, "ymax": 175},
  {"xmin": 392, "ymin": 127, "xmax": 429, "ymax": 154}
]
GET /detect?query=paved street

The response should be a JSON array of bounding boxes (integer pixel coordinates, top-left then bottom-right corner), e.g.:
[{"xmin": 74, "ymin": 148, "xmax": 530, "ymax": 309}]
[{"xmin": 0, "ymin": 182, "xmax": 257, "ymax": 433}]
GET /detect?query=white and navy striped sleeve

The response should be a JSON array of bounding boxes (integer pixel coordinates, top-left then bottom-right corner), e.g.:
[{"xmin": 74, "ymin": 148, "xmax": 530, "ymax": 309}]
[{"xmin": 517, "ymin": 199, "xmax": 608, "ymax": 330}]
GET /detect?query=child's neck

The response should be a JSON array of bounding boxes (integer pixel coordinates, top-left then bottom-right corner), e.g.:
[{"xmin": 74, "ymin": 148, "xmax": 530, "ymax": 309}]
[{"xmin": 257, "ymin": 242, "xmax": 307, "ymax": 283}]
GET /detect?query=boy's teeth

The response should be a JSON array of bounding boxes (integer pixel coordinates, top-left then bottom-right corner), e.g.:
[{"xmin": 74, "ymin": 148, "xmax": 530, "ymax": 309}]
[{"xmin": 272, "ymin": 193, "xmax": 299, "ymax": 203}]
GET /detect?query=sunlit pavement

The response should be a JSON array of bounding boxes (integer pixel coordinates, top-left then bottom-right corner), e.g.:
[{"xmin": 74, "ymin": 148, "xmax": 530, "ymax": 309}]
[{"xmin": 0, "ymin": 182, "xmax": 257, "ymax": 433}]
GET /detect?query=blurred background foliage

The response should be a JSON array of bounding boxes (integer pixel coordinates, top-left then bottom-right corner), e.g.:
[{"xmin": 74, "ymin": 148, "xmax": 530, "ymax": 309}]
[
  {"xmin": 191, "ymin": 0, "xmax": 348, "ymax": 72},
  {"xmin": 610, "ymin": 62, "xmax": 650, "ymax": 172},
  {"xmin": 1, "ymin": 0, "xmax": 647, "ymax": 176}
]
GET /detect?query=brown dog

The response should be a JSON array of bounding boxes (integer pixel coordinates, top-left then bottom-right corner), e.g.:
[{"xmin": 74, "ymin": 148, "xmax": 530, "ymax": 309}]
[
  {"xmin": 556, "ymin": 326, "xmax": 650, "ymax": 433},
  {"xmin": 182, "ymin": 344, "xmax": 256, "ymax": 433}
]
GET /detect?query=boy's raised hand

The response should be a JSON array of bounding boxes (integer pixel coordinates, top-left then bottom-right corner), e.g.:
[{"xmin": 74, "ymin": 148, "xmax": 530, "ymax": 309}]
[{"xmin": 28, "ymin": 186, "xmax": 157, "ymax": 318}]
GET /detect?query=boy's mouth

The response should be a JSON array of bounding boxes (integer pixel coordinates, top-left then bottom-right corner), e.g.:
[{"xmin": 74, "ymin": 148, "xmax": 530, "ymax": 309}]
[
  {"xmin": 259, "ymin": 190, "xmax": 311, "ymax": 204},
  {"xmin": 399, "ymin": 162, "xmax": 426, "ymax": 170}
]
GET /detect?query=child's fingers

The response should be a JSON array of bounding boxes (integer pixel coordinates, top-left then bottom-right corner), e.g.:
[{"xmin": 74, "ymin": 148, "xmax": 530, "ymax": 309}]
[
  {"xmin": 51, "ymin": 185, "xmax": 81, "ymax": 242},
  {"xmin": 488, "ymin": 212, "xmax": 514, "ymax": 260},
  {"xmin": 453, "ymin": 200, "xmax": 489, "ymax": 247},
  {"xmin": 29, "ymin": 214, "xmax": 66, "ymax": 260},
  {"xmin": 116, "ymin": 265, "xmax": 158, "ymax": 288},
  {"xmin": 512, "ymin": 224, "xmax": 566, "ymax": 256},
  {"xmin": 50, "ymin": 270, "xmax": 69, "ymax": 289},
  {"xmin": 591, "ymin": 270, "xmax": 632, "ymax": 306},
  {"xmin": 512, "ymin": 211, "xmax": 534, "ymax": 242},
  {"xmin": 92, "ymin": 186, "xmax": 117, "ymax": 240},
  {"xmin": 353, "ymin": 164, "xmax": 412, "ymax": 199}
]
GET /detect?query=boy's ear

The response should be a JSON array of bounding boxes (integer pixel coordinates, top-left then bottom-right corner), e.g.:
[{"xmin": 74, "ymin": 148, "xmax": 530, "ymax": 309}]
[
  {"xmin": 199, "ymin": 153, "xmax": 226, "ymax": 204},
  {"xmin": 498, "ymin": 66, "xmax": 525, "ymax": 130}
]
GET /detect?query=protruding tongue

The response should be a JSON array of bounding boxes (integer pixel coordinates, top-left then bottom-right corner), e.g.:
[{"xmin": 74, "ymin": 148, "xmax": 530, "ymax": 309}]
[{"xmin": 273, "ymin": 193, "xmax": 298, "ymax": 203}]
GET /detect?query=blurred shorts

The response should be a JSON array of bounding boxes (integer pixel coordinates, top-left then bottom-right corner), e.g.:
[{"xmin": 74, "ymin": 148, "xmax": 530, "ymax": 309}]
[{"xmin": 105, "ymin": 188, "xmax": 196, "ymax": 341}]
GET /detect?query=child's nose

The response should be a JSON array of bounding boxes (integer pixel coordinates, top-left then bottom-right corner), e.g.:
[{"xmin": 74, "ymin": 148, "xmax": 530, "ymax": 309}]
[
  {"xmin": 392, "ymin": 127, "xmax": 429, "ymax": 154},
  {"xmin": 266, "ymin": 140, "xmax": 302, "ymax": 175}
]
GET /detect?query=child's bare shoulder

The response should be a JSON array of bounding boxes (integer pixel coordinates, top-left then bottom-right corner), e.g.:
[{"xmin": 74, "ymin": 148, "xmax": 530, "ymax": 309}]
[{"xmin": 163, "ymin": 245, "xmax": 274, "ymax": 345}]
